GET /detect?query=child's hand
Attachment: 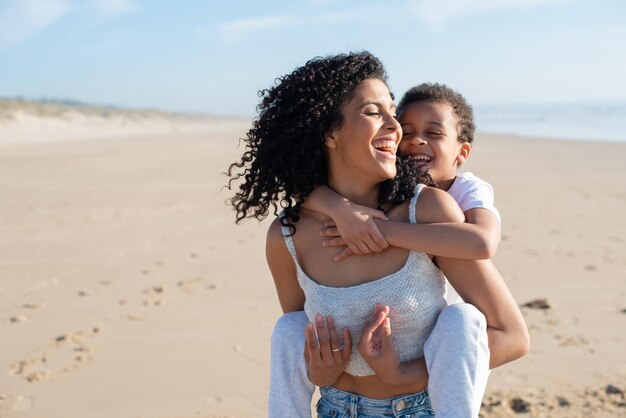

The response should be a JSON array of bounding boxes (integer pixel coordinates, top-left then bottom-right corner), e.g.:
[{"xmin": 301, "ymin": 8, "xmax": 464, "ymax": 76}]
[
  {"xmin": 320, "ymin": 203, "xmax": 389, "ymax": 261},
  {"xmin": 357, "ymin": 304, "xmax": 404, "ymax": 386},
  {"xmin": 304, "ymin": 314, "xmax": 352, "ymax": 387}
]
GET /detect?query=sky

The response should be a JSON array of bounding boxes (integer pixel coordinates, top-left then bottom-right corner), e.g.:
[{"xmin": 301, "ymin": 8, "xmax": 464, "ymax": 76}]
[{"xmin": 0, "ymin": 0, "xmax": 625, "ymax": 116}]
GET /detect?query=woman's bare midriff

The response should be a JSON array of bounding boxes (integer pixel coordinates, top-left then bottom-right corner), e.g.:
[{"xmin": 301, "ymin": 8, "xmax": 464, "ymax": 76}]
[{"xmin": 333, "ymin": 372, "xmax": 426, "ymax": 399}]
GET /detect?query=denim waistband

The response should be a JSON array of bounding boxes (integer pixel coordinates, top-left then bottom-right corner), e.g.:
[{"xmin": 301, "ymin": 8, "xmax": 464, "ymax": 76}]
[{"xmin": 319, "ymin": 385, "xmax": 433, "ymax": 417}]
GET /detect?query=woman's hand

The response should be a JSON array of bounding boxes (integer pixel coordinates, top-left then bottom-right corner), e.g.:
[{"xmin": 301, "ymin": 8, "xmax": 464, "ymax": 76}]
[
  {"xmin": 304, "ymin": 314, "xmax": 352, "ymax": 387},
  {"xmin": 357, "ymin": 304, "xmax": 404, "ymax": 385},
  {"xmin": 320, "ymin": 203, "xmax": 389, "ymax": 261}
]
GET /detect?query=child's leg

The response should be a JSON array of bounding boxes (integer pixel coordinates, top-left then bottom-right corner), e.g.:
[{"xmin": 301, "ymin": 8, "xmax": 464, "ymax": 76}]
[
  {"xmin": 423, "ymin": 303, "xmax": 490, "ymax": 418},
  {"xmin": 269, "ymin": 311, "xmax": 315, "ymax": 418}
]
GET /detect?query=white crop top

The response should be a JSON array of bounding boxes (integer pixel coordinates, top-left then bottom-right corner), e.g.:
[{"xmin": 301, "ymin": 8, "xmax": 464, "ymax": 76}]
[{"xmin": 281, "ymin": 184, "xmax": 447, "ymax": 376}]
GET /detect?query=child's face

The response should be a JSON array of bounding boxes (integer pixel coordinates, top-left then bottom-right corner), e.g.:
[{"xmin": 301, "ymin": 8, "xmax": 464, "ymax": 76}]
[{"xmin": 398, "ymin": 101, "xmax": 470, "ymax": 188}]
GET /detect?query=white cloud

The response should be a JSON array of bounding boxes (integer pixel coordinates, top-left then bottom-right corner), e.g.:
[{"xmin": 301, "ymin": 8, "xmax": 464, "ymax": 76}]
[
  {"xmin": 0, "ymin": 0, "xmax": 71, "ymax": 49},
  {"xmin": 90, "ymin": 0, "xmax": 137, "ymax": 17},
  {"xmin": 408, "ymin": 0, "xmax": 566, "ymax": 29},
  {"xmin": 218, "ymin": 15, "xmax": 293, "ymax": 42},
  {"xmin": 218, "ymin": 10, "xmax": 368, "ymax": 42},
  {"xmin": 217, "ymin": 1, "xmax": 571, "ymax": 42},
  {"xmin": 0, "ymin": 0, "xmax": 138, "ymax": 49}
]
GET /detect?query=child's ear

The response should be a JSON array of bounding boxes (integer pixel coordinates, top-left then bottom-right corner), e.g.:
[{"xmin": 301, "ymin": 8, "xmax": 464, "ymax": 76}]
[{"xmin": 456, "ymin": 142, "xmax": 471, "ymax": 165}]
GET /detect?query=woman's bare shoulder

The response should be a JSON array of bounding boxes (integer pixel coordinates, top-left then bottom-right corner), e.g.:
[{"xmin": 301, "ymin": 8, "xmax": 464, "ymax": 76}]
[{"xmin": 266, "ymin": 216, "xmax": 285, "ymax": 243}]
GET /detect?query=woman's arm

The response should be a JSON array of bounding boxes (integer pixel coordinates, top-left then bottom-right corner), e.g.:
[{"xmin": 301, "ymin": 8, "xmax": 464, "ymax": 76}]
[
  {"xmin": 266, "ymin": 218, "xmax": 351, "ymax": 386},
  {"xmin": 437, "ymin": 258, "xmax": 529, "ymax": 368},
  {"xmin": 266, "ymin": 218, "xmax": 305, "ymax": 313},
  {"xmin": 415, "ymin": 188, "xmax": 529, "ymax": 366}
]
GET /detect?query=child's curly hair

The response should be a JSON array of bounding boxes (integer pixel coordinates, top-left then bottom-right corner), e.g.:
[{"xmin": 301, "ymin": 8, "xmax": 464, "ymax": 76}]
[
  {"xmin": 228, "ymin": 51, "xmax": 430, "ymax": 229},
  {"xmin": 397, "ymin": 83, "xmax": 475, "ymax": 144}
]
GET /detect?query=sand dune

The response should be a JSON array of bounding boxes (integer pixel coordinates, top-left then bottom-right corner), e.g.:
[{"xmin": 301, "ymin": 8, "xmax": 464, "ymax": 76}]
[{"xmin": 0, "ymin": 108, "xmax": 624, "ymax": 417}]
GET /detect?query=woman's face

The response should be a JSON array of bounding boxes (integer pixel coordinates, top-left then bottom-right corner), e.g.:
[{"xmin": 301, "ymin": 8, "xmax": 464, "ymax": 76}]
[{"xmin": 326, "ymin": 78, "xmax": 402, "ymax": 183}]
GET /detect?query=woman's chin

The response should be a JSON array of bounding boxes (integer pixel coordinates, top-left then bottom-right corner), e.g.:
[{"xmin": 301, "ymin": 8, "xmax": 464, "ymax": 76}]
[{"xmin": 379, "ymin": 166, "xmax": 397, "ymax": 180}]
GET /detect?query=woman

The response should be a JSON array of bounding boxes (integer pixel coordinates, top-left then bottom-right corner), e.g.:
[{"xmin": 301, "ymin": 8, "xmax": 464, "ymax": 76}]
[{"xmin": 229, "ymin": 52, "xmax": 528, "ymax": 417}]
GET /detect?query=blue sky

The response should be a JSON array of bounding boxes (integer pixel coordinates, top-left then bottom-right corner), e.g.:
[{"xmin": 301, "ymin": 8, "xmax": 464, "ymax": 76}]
[{"xmin": 0, "ymin": 0, "xmax": 625, "ymax": 116}]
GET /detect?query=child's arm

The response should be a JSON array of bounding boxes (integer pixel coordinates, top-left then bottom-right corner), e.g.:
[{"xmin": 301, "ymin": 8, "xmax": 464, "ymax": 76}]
[
  {"xmin": 302, "ymin": 185, "xmax": 390, "ymax": 256},
  {"xmin": 322, "ymin": 206, "xmax": 500, "ymax": 261},
  {"xmin": 375, "ymin": 209, "xmax": 499, "ymax": 260},
  {"xmin": 464, "ymin": 207, "xmax": 501, "ymax": 254}
]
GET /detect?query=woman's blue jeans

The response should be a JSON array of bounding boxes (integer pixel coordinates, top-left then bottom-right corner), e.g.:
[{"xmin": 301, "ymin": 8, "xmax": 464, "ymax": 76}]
[{"xmin": 316, "ymin": 386, "xmax": 435, "ymax": 418}]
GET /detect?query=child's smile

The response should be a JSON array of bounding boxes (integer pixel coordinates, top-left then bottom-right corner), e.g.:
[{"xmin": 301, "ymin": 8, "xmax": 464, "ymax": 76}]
[{"xmin": 398, "ymin": 101, "xmax": 470, "ymax": 190}]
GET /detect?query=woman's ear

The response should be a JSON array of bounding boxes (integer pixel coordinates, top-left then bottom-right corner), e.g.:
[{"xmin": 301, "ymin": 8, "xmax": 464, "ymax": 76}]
[
  {"xmin": 455, "ymin": 142, "xmax": 471, "ymax": 165},
  {"xmin": 325, "ymin": 131, "xmax": 338, "ymax": 149}
]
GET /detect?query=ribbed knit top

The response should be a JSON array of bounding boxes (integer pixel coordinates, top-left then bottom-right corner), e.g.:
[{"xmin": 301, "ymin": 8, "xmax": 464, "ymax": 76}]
[{"xmin": 280, "ymin": 184, "xmax": 447, "ymax": 376}]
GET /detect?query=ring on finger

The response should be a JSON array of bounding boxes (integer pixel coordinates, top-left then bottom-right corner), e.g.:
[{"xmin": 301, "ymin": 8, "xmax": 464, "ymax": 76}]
[{"xmin": 331, "ymin": 347, "xmax": 340, "ymax": 352}]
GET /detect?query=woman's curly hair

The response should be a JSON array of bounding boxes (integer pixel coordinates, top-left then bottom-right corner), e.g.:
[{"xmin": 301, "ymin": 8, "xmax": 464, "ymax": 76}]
[
  {"xmin": 397, "ymin": 83, "xmax": 475, "ymax": 144},
  {"xmin": 228, "ymin": 51, "xmax": 432, "ymax": 230}
]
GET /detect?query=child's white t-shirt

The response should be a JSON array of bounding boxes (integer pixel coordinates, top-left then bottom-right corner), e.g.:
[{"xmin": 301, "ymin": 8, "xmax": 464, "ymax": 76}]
[{"xmin": 444, "ymin": 172, "xmax": 501, "ymax": 304}]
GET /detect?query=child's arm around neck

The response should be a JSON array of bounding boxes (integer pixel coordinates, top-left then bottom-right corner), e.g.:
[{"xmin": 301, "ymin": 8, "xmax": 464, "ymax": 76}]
[
  {"xmin": 302, "ymin": 185, "xmax": 390, "ymax": 258},
  {"xmin": 306, "ymin": 183, "xmax": 500, "ymax": 260}
]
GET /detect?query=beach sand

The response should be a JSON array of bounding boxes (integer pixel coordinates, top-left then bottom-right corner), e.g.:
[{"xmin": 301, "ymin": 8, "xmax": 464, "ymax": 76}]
[{"xmin": 0, "ymin": 108, "xmax": 624, "ymax": 417}]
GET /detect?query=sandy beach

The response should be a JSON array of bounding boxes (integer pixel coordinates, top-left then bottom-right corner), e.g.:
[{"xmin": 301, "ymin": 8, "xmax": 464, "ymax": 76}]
[{"xmin": 0, "ymin": 104, "xmax": 624, "ymax": 418}]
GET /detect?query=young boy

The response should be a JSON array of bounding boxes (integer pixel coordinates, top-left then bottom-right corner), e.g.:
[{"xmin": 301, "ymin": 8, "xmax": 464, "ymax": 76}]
[{"xmin": 269, "ymin": 84, "xmax": 506, "ymax": 417}]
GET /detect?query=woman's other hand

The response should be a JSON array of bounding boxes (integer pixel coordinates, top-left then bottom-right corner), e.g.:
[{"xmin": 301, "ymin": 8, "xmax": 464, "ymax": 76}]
[{"xmin": 304, "ymin": 314, "xmax": 352, "ymax": 387}]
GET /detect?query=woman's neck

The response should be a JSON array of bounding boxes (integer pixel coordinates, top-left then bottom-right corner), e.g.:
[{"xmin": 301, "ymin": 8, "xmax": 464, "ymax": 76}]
[{"xmin": 327, "ymin": 177, "xmax": 379, "ymax": 208}]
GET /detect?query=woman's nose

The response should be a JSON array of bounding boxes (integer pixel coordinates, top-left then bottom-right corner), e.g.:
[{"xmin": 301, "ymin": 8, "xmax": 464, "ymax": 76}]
[{"xmin": 385, "ymin": 113, "xmax": 401, "ymax": 131}]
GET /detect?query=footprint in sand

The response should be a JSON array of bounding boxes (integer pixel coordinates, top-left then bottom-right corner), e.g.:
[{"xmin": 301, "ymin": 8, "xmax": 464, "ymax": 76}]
[
  {"xmin": 9, "ymin": 315, "xmax": 29, "ymax": 323},
  {"xmin": 78, "ymin": 289, "xmax": 95, "ymax": 297},
  {"xmin": 607, "ymin": 235, "xmax": 623, "ymax": 243},
  {"xmin": 9, "ymin": 356, "xmax": 51, "ymax": 383},
  {"xmin": 143, "ymin": 299, "xmax": 166, "ymax": 306},
  {"xmin": 521, "ymin": 298, "xmax": 552, "ymax": 310},
  {"xmin": 143, "ymin": 285, "xmax": 166, "ymax": 306},
  {"xmin": 9, "ymin": 327, "xmax": 102, "ymax": 383},
  {"xmin": 126, "ymin": 313, "xmax": 145, "ymax": 321},
  {"xmin": 7, "ymin": 394, "xmax": 34, "ymax": 411},
  {"xmin": 177, "ymin": 277, "xmax": 205, "ymax": 293},
  {"xmin": 554, "ymin": 334, "xmax": 593, "ymax": 353},
  {"xmin": 23, "ymin": 302, "xmax": 46, "ymax": 310}
]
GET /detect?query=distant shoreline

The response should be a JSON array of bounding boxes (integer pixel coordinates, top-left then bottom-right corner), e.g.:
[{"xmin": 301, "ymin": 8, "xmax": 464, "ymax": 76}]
[{"xmin": 2, "ymin": 98, "xmax": 625, "ymax": 145}]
